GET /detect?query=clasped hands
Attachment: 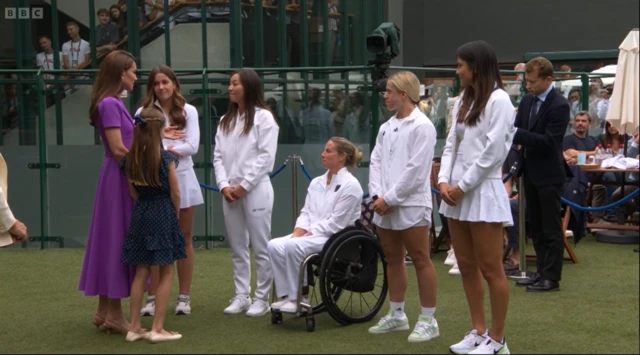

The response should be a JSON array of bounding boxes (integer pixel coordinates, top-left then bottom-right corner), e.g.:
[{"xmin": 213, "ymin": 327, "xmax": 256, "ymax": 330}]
[
  {"xmin": 438, "ymin": 183, "xmax": 465, "ymax": 207},
  {"xmin": 371, "ymin": 196, "xmax": 391, "ymax": 216},
  {"xmin": 163, "ymin": 126, "xmax": 185, "ymax": 158},
  {"xmin": 221, "ymin": 186, "xmax": 248, "ymax": 203}
]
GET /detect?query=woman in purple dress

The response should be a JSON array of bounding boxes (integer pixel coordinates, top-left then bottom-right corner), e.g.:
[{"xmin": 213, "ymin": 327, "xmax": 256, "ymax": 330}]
[{"xmin": 78, "ymin": 50, "xmax": 138, "ymax": 335}]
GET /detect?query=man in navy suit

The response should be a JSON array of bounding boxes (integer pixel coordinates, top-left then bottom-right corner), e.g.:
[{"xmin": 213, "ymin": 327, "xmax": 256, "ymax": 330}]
[{"xmin": 512, "ymin": 57, "xmax": 572, "ymax": 292}]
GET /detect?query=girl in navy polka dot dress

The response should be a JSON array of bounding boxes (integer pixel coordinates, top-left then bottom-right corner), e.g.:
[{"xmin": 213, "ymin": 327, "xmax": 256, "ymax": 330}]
[{"xmin": 121, "ymin": 106, "xmax": 186, "ymax": 343}]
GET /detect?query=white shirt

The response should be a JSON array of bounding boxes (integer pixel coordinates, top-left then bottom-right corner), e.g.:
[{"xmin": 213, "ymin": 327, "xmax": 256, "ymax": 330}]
[
  {"xmin": 295, "ymin": 167, "xmax": 363, "ymax": 239},
  {"xmin": 438, "ymin": 89, "xmax": 516, "ymax": 193},
  {"xmin": 213, "ymin": 107, "xmax": 279, "ymax": 192},
  {"xmin": 369, "ymin": 106, "xmax": 437, "ymax": 207},
  {"xmin": 135, "ymin": 102, "xmax": 200, "ymax": 172},
  {"xmin": 62, "ymin": 39, "xmax": 90, "ymax": 68},
  {"xmin": 36, "ymin": 51, "xmax": 64, "ymax": 80}
]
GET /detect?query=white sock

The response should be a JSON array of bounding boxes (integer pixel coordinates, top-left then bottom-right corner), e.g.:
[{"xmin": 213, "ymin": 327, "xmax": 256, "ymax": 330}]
[
  {"xmin": 390, "ymin": 301, "xmax": 404, "ymax": 316},
  {"xmin": 421, "ymin": 307, "xmax": 435, "ymax": 317},
  {"xmin": 146, "ymin": 295, "xmax": 156, "ymax": 301}
]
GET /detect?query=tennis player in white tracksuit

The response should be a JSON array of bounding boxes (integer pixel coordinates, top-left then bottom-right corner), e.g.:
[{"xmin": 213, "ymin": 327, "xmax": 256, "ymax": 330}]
[
  {"xmin": 267, "ymin": 137, "xmax": 364, "ymax": 313},
  {"xmin": 213, "ymin": 105, "xmax": 279, "ymax": 317}
]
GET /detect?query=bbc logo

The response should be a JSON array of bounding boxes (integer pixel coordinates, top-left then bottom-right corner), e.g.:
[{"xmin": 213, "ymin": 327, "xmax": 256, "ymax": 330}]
[{"xmin": 5, "ymin": 7, "xmax": 44, "ymax": 19}]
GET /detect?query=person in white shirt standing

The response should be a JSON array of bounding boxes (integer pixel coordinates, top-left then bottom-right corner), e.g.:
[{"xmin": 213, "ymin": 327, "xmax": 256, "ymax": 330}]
[
  {"xmin": 367, "ymin": 71, "xmax": 440, "ymax": 343},
  {"xmin": 438, "ymin": 40, "xmax": 514, "ymax": 355},
  {"xmin": 62, "ymin": 21, "xmax": 91, "ymax": 94},
  {"xmin": 213, "ymin": 69, "xmax": 280, "ymax": 317},
  {"xmin": 133, "ymin": 65, "xmax": 203, "ymax": 317},
  {"xmin": 268, "ymin": 137, "xmax": 364, "ymax": 313}
]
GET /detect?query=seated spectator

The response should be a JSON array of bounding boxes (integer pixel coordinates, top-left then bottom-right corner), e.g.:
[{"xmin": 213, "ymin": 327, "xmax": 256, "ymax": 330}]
[
  {"xmin": 602, "ymin": 133, "xmax": 639, "ymax": 222},
  {"xmin": 562, "ymin": 112, "xmax": 600, "ymax": 243},
  {"xmin": 95, "ymin": 8, "xmax": 120, "ymax": 57}
]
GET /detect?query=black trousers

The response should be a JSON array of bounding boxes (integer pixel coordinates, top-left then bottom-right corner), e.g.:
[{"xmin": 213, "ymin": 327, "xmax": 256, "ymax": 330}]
[{"xmin": 524, "ymin": 177, "xmax": 564, "ymax": 282}]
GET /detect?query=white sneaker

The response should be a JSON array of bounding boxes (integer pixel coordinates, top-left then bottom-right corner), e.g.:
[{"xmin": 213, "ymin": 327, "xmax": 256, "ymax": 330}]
[
  {"xmin": 445, "ymin": 249, "xmax": 456, "ymax": 266},
  {"xmin": 368, "ymin": 310, "xmax": 410, "ymax": 334},
  {"xmin": 141, "ymin": 297, "xmax": 155, "ymax": 317},
  {"xmin": 449, "ymin": 263, "xmax": 461, "ymax": 275},
  {"xmin": 407, "ymin": 315, "xmax": 440, "ymax": 342},
  {"xmin": 270, "ymin": 298, "xmax": 289, "ymax": 310},
  {"xmin": 223, "ymin": 295, "xmax": 251, "ymax": 315},
  {"xmin": 469, "ymin": 337, "xmax": 510, "ymax": 354},
  {"xmin": 246, "ymin": 298, "xmax": 270, "ymax": 317},
  {"xmin": 175, "ymin": 295, "xmax": 191, "ymax": 315},
  {"xmin": 450, "ymin": 329, "xmax": 488, "ymax": 354},
  {"xmin": 279, "ymin": 300, "xmax": 299, "ymax": 313}
]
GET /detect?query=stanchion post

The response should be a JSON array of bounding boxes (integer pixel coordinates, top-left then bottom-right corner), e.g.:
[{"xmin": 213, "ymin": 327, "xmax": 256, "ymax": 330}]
[
  {"xmin": 290, "ymin": 154, "xmax": 299, "ymax": 228},
  {"xmin": 509, "ymin": 171, "xmax": 534, "ymax": 280}
]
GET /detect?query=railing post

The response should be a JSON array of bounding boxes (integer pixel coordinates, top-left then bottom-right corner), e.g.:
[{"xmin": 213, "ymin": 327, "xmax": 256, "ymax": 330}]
[
  {"xmin": 290, "ymin": 154, "xmax": 299, "ymax": 228},
  {"xmin": 580, "ymin": 73, "xmax": 590, "ymax": 111},
  {"xmin": 164, "ymin": 0, "xmax": 172, "ymax": 66},
  {"xmin": 36, "ymin": 72, "xmax": 47, "ymax": 250},
  {"xmin": 200, "ymin": 0, "xmax": 208, "ymax": 68},
  {"xmin": 509, "ymin": 170, "xmax": 533, "ymax": 280},
  {"xmin": 53, "ymin": 0, "xmax": 64, "ymax": 145},
  {"xmin": 201, "ymin": 68, "xmax": 210, "ymax": 249}
]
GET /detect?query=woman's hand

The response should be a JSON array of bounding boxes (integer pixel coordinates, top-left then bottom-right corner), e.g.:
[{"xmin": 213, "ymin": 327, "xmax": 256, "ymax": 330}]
[
  {"xmin": 231, "ymin": 185, "xmax": 247, "ymax": 200},
  {"xmin": 448, "ymin": 185, "xmax": 465, "ymax": 205},
  {"xmin": 163, "ymin": 126, "xmax": 185, "ymax": 140},
  {"xmin": 166, "ymin": 145, "xmax": 183, "ymax": 158},
  {"xmin": 372, "ymin": 196, "xmax": 390, "ymax": 215},
  {"xmin": 438, "ymin": 182, "xmax": 456, "ymax": 206},
  {"xmin": 221, "ymin": 187, "xmax": 237, "ymax": 203}
]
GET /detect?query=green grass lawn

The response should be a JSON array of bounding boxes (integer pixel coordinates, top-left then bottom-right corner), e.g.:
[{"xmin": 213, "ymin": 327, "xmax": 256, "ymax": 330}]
[{"xmin": 0, "ymin": 235, "xmax": 638, "ymax": 354}]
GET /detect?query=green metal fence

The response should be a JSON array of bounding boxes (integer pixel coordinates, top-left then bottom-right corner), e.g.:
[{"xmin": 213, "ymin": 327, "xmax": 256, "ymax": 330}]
[{"xmin": 0, "ymin": 66, "xmax": 616, "ymax": 250}]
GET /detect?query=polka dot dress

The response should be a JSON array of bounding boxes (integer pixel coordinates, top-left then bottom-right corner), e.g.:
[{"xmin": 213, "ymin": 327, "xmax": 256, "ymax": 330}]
[{"xmin": 120, "ymin": 150, "xmax": 187, "ymax": 266}]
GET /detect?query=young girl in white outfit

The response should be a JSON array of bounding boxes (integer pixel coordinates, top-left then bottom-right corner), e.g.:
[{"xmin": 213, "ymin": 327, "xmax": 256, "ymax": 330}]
[
  {"xmin": 135, "ymin": 65, "xmax": 204, "ymax": 317},
  {"xmin": 213, "ymin": 69, "xmax": 280, "ymax": 317},
  {"xmin": 438, "ymin": 40, "xmax": 514, "ymax": 355},
  {"xmin": 367, "ymin": 71, "xmax": 440, "ymax": 343},
  {"xmin": 267, "ymin": 137, "xmax": 363, "ymax": 313}
]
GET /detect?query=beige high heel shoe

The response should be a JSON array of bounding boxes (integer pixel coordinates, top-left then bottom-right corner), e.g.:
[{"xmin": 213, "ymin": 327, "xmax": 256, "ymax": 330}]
[
  {"xmin": 104, "ymin": 320, "xmax": 130, "ymax": 336},
  {"xmin": 126, "ymin": 330, "xmax": 149, "ymax": 342}
]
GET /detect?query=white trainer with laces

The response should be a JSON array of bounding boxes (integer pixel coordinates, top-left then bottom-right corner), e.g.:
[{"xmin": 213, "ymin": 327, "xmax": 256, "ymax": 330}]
[
  {"xmin": 450, "ymin": 329, "xmax": 488, "ymax": 354},
  {"xmin": 246, "ymin": 298, "xmax": 270, "ymax": 317},
  {"xmin": 223, "ymin": 295, "xmax": 251, "ymax": 315},
  {"xmin": 469, "ymin": 337, "xmax": 510, "ymax": 354},
  {"xmin": 175, "ymin": 296, "xmax": 191, "ymax": 315},
  {"xmin": 368, "ymin": 310, "xmax": 410, "ymax": 334},
  {"xmin": 407, "ymin": 315, "xmax": 440, "ymax": 342},
  {"xmin": 445, "ymin": 249, "xmax": 457, "ymax": 266},
  {"xmin": 141, "ymin": 297, "xmax": 155, "ymax": 317},
  {"xmin": 270, "ymin": 298, "xmax": 289, "ymax": 310}
]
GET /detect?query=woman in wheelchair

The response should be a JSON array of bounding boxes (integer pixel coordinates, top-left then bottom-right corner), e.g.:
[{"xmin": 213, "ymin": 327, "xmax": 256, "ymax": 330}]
[
  {"xmin": 267, "ymin": 137, "xmax": 364, "ymax": 313},
  {"xmin": 367, "ymin": 71, "xmax": 440, "ymax": 343}
]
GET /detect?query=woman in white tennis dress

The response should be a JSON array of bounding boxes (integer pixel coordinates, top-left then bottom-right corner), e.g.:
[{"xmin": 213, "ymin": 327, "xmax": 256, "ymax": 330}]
[{"xmin": 438, "ymin": 40, "xmax": 515, "ymax": 355}]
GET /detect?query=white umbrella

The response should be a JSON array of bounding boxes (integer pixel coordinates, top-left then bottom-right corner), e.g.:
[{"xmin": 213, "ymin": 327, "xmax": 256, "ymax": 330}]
[{"xmin": 606, "ymin": 28, "xmax": 639, "ymax": 136}]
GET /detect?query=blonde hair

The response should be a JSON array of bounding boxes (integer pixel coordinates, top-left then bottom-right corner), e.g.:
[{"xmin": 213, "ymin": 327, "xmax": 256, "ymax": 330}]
[
  {"xmin": 124, "ymin": 106, "xmax": 165, "ymax": 187},
  {"xmin": 330, "ymin": 137, "xmax": 363, "ymax": 170},
  {"xmin": 387, "ymin": 71, "xmax": 421, "ymax": 105}
]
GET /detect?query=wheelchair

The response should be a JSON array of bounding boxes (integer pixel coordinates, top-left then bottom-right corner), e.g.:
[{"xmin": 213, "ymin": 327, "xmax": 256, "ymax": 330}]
[{"xmin": 270, "ymin": 199, "xmax": 388, "ymax": 332}]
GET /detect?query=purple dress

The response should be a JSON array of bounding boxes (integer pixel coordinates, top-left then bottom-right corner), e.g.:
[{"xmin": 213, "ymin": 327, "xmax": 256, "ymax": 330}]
[{"xmin": 78, "ymin": 96, "xmax": 136, "ymax": 299}]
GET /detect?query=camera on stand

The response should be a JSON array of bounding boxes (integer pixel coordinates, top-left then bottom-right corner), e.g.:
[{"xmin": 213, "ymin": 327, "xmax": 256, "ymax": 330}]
[{"xmin": 366, "ymin": 22, "xmax": 401, "ymax": 93}]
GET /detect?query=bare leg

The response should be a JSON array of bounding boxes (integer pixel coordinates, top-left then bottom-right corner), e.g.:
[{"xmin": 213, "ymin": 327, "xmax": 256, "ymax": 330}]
[
  {"xmin": 448, "ymin": 218, "xmax": 486, "ymax": 334},
  {"xmin": 151, "ymin": 264, "xmax": 175, "ymax": 334},
  {"xmin": 129, "ymin": 265, "xmax": 151, "ymax": 332},
  {"xmin": 402, "ymin": 226, "xmax": 436, "ymax": 308},
  {"xmin": 177, "ymin": 207, "xmax": 195, "ymax": 295},
  {"xmin": 376, "ymin": 227, "xmax": 406, "ymax": 302},
  {"xmin": 471, "ymin": 222, "xmax": 509, "ymax": 341}
]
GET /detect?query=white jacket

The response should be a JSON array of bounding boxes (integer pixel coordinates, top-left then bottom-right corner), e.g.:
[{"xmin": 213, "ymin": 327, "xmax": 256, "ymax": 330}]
[
  {"xmin": 135, "ymin": 102, "xmax": 200, "ymax": 172},
  {"xmin": 438, "ymin": 88, "xmax": 516, "ymax": 193},
  {"xmin": 0, "ymin": 153, "xmax": 16, "ymax": 247},
  {"xmin": 368, "ymin": 106, "xmax": 437, "ymax": 207},
  {"xmin": 213, "ymin": 107, "xmax": 279, "ymax": 191},
  {"xmin": 295, "ymin": 167, "xmax": 363, "ymax": 239}
]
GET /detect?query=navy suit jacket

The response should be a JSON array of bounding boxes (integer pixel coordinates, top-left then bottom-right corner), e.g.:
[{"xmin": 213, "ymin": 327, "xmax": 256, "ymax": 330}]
[{"xmin": 513, "ymin": 88, "xmax": 573, "ymax": 187}]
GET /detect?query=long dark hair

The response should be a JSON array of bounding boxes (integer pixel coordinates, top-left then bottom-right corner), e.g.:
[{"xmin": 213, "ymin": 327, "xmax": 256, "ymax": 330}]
[
  {"xmin": 141, "ymin": 65, "xmax": 187, "ymax": 130},
  {"xmin": 89, "ymin": 50, "xmax": 135, "ymax": 126},
  {"xmin": 456, "ymin": 40, "xmax": 503, "ymax": 127},
  {"xmin": 124, "ymin": 106, "xmax": 165, "ymax": 187},
  {"xmin": 219, "ymin": 69, "xmax": 276, "ymax": 136}
]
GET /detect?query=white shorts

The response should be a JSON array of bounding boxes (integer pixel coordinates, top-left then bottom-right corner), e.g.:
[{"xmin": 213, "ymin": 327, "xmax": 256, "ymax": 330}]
[{"xmin": 373, "ymin": 205, "xmax": 431, "ymax": 231}]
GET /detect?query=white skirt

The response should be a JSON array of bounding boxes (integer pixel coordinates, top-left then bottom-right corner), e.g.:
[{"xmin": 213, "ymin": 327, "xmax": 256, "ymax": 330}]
[
  {"xmin": 439, "ymin": 158, "xmax": 513, "ymax": 226},
  {"xmin": 177, "ymin": 168, "xmax": 204, "ymax": 209},
  {"xmin": 373, "ymin": 205, "xmax": 431, "ymax": 231}
]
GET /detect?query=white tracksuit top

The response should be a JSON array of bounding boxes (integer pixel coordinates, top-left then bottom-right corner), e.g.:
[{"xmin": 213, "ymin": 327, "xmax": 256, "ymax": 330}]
[
  {"xmin": 368, "ymin": 106, "xmax": 437, "ymax": 207},
  {"xmin": 213, "ymin": 107, "xmax": 280, "ymax": 192},
  {"xmin": 295, "ymin": 167, "xmax": 364, "ymax": 239}
]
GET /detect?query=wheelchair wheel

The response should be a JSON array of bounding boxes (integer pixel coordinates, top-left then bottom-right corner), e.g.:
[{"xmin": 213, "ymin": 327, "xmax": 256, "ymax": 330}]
[
  {"xmin": 318, "ymin": 229, "xmax": 388, "ymax": 325},
  {"xmin": 271, "ymin": 310, "xmax": 282, "ymax": 324},
  {"xmin": 305, "ymin": 316, "xmax": 315, "ymax": 332}
]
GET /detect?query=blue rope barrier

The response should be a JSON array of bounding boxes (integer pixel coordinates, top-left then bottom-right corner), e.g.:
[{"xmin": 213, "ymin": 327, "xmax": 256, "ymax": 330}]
[{"xmin": 199, "ymin": 161, "xmax": 288, "ymax": 192}]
